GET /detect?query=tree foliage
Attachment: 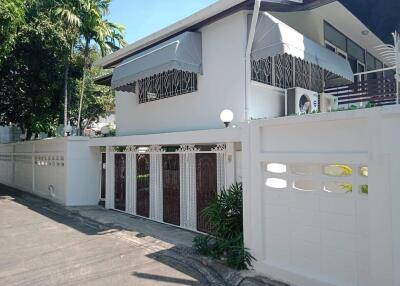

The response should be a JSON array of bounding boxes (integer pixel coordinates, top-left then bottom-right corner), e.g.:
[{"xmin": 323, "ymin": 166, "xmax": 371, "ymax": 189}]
[
  {"xmin": 0, "ymin": 0, "xmax": 125, "ymax": 138},
  {"xmin": 0, "ymin": 0, "xmax": 25, "ymax": 63}
]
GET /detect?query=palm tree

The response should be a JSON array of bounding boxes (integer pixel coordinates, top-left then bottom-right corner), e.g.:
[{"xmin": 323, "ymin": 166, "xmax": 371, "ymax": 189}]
[
  {"xmin": 52, "ymin": 0, "xmax": 82, "ymax": 129},
  {"xmin": 77, "ymin": 0, "xmax": 126, "ymax": 133}
]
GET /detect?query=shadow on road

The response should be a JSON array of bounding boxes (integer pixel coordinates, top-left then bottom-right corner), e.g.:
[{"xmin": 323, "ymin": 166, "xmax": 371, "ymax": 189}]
[{"xmin": 0, "ymin": 184, "xmax": 119, "ymax": 236}]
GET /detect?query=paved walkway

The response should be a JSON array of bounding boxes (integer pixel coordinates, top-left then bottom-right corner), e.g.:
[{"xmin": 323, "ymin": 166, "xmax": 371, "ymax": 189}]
[{"xmin": 0, "ymin": 185, "xmax": 285, "ymax": 286}]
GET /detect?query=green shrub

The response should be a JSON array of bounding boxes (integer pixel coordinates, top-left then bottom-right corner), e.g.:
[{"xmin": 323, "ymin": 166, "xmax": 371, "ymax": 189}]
[{"xmin": 193, "ymin": 182, "xmax": 255, "ymax": 270}]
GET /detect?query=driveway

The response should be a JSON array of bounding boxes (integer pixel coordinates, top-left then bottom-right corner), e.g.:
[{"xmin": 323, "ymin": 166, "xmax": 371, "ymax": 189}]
[{"xmin": 0, "ymin": 185, "xmax": 283, "ymax": 286}]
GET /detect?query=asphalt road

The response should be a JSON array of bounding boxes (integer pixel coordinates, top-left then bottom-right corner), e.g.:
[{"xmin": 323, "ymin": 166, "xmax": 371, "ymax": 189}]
[{"xmin": 0, "ymin": 186, "xmax": 203, "ymax": 286}]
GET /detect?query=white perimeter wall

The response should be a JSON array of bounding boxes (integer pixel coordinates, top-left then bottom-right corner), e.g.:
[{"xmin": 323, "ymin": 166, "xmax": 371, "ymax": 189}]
[
  {"xmin": 242, "ymin": 106, "xmax": 400, "ymax": 286},
  {"xmin": 115, "ymin": 11, "xmax": 247, "ymax": 136},
  {"xmin": 0, "ymin": 137, "xmax": 101, "ymax": 206}
]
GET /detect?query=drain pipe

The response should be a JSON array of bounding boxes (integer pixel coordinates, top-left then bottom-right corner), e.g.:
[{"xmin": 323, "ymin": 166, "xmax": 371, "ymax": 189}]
[{"xmin": 245, "ymin": 0, "xmax": 261, "ymax": 121}]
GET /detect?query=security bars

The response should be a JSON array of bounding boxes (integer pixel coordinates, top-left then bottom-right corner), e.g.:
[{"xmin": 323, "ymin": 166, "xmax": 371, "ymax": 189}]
[
  {"xmin": 137, "ymin": 69, "xmax": 198, "ymax": 104},
  {"xmin": 252, "ymin": 53, "xmax": 325, "ymax": 92}
]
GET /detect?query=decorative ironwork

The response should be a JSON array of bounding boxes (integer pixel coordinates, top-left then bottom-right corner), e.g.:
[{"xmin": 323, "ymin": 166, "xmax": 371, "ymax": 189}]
[
  {"xmin": 252, "ymin": 57, "xmax": 273, "ymax": 85},
  {"xmin": 126, "ymin": 146, "xmax": 138, "ymax": 152},
  {"xmin": 251, "ymin": 53, "xmax": 326, "ymax": 93},
  {"xmin": 177, "ymin": 144, "xmax": 200, "ymax": 152},
  {"xmin": 137, "ymin": 69, "xmax": 198, "ymax": 104},
  {"xmin": 147, "ymin": 145, "xmax": 165, "ymax": 153},
  {"xmin": 311, "ymin": 64, "xmax": 324, "ymax": 92},
  {"xmin": 211, "ymin": 144, "xmax": 226, "ymax": 152},
  {"xmin": 295, "ymin": 57, "xmax": 310, "ymax": 90},
  {"xmin": 162, "ymin": 154, "xmax": 180, "ymax": 226}
]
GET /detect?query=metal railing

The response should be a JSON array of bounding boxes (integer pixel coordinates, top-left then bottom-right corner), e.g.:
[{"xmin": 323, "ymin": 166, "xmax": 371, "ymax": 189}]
[{"xmin": 325, "ymin": 77, "xmax": 397, "ymax": 107}]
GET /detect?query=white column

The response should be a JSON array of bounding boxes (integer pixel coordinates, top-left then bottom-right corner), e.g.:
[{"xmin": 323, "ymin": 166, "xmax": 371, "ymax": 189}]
[
  {"xmin": 213, "ymin": 144, "xmax": 227, "ymax": 193},
  {"xmin": 225, "ymin": 143, "xmax": 236, "ymax": 187},
  {"xmin": 149, "ymin": 145, "xmax": 164, "ymax": 222},
  {"xmin": 367, "ymin": 113, "xmax": 394, "ymax": 286},
  {"xmin": 131, "ymin": 151, "xmax": 137, "ymax": 215},
  {"xmin": 179, "ymin": 144, "xmax": 198, "ymax": 231},
  {"xmin": 105, "ymin": 146, "xmax": 114, "ymax": 209},
  {"xmin": 125, "ymin": 152, "xmax": 133, "ymax": 214}
]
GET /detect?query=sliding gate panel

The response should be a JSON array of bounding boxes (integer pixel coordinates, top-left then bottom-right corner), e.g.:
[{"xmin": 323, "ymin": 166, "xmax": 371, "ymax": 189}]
[
  {"xmin": 136, "ymin": 154, "xmax": 150, "ymax": 217},
  {"xmin": 196, "ymin": 153, "xmax": 218, "ymax": 233},
  {"xmin": 114, "ymin": 154, "xmax": 126, "ymax": 211},
  {"xmin": 162, "ymin": 154, "xmax": 180, "ymax": 226}
]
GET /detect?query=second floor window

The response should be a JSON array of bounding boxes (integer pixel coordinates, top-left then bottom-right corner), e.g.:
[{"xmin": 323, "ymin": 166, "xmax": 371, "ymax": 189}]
[{"xmin": 137, "ymin": 69, "xmax": 198, "ymax": 104}]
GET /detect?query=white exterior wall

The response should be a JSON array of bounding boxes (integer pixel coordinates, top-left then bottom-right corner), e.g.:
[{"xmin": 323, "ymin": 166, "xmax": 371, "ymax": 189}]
[
  {"xmin": 249, "ymin": 81, "xmax": 285, "ymax": 119},
  {"xmin": 65, "ymin": 138, "xmax": 101, "ymax": 206},
  {"xmin": 242, "ymin": 106, "xmax": 400, "ymax": 286},
  {"xmin": 115, "ymin": 11, "xmax": 247, "ymax": 136},
  {"xmin": 0, "ymin": 137, "xmax": 100, "ymax": 206}
]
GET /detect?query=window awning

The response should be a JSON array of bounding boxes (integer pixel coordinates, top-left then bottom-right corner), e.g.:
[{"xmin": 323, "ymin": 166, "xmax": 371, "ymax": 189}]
[
  {"xmin": 250, "ymin": 12, "xmax": 354, "ymax": 82},
  {"xmin": 111, "ymin": 32, "xmax": 202, "ymax": 91}
]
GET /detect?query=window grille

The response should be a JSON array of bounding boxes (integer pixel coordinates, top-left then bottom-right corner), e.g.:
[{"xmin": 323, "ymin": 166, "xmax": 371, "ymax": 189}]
[
  {"xmin": 137, "ymin": 69, "xmax": 197, "ymax": 104},
  {"xmin": 251, "ymin": 57, "xmax": 273, "ymax": 85},
  {"xmin": 251, "ymin": 53, "xmax": 325, "ymax": 93}
]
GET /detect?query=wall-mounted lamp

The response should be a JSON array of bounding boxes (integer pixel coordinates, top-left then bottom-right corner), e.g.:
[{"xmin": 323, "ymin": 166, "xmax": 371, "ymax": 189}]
[{"xmin": 220, "ymin": 109, "xmax": 234, "ymax": 128}]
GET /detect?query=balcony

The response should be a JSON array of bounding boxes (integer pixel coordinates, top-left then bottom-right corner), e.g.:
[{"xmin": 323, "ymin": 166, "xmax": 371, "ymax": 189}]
[{"xmin": 324, "ymin": 77, "xmax": 398, "ymax": 107}]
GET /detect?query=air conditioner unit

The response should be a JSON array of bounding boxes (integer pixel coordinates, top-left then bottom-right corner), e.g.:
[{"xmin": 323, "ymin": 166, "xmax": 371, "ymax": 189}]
[
  {"xmin": 320, "ymin": 92, "xmax": 338, "ymax": 112},
  {"xmin": 286, "ymin": 87, "xmax": 319, "ymax": 115}
]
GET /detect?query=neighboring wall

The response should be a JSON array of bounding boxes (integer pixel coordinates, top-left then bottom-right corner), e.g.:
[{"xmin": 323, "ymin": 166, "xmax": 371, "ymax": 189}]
[
  {"xmin": 0, "ymin": 137, "xmax": 101, "ymax": 206},
  {"xmin": 0, "ymin": 126, "xmax": 21, "ymax": 144},
  {"xmin": 242, "ymin": 106, "xmax": 400, "ymax": 286},
  {"xmin": 116, "ymin": 11, "xmax": 247, "ymax": 136}
]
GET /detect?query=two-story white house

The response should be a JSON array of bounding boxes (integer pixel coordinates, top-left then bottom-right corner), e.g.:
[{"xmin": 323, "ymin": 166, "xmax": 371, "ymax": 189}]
[
  {"xmin": 91, "ymin": 0, "xmax": 390, "ymax": 233},
  {"xmin": 1, "ymin": 1, "xmax": 399, "ymax": 285}
]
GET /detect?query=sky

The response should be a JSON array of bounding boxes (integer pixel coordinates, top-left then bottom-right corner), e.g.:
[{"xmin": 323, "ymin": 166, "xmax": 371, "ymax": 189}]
[{"xmin": 107, "ymin": 0, "xmax": 219, "ymax": 44}]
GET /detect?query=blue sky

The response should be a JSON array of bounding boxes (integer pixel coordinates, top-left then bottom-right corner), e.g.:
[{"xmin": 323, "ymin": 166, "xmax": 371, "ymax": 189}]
[{"xmin": 107, "ymin": 0, "xmax": 218, "ymax": 44}]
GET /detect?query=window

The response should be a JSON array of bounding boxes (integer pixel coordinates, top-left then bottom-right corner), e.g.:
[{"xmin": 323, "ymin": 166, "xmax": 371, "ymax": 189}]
[
  {"xmin": 337, "ymin": 49, "xmax": 348, "ymax": 60},
  {"xmin": 137, "ymin": 69, "xmax": 198, "ymax": 104},
  {"xmin": 324, "ymin": 22, "xmax": 347, "ymax": 52},
  {"xmin": 325, "ymin": 41, "xmax": 348, "ymax": 60},
  {"xmin": 325, "ymin": 41, "xmax": 336, "ymax": 53},
  {"xmin": 356, "ymin": 61, "xmax": 366, "ymax": 81},
  {"xmin": 347, "ymin": 39, "xmax": 365, "ymax": 64}
]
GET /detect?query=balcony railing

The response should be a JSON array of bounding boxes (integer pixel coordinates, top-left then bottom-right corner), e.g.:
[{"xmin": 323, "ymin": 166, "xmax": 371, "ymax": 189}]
[{"xmin": 324, "ymin": 78, "xmax": 398, "ymax": 107}]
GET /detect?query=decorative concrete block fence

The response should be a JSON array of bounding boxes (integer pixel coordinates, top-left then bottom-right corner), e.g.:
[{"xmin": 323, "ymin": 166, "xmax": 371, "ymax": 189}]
[
  {"xmin": 242, "ymin": 106, "xmax": 400, "ymax": 286},
  {"xmin": 0, "ymin": 106, "xmax": 399, "ymax": 286},
  {"xmin": 0, "ymin": 137, "xmax": 100, "ymax": 206}
]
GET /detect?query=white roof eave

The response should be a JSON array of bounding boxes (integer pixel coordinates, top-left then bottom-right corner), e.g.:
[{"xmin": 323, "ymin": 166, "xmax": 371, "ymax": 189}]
[{"xmin": 95, "ymin": 0, "xmax": 246, "ymax": 68}]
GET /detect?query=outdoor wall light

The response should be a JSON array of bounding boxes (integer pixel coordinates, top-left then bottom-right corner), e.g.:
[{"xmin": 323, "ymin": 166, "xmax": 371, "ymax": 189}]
[
  {"xmin": 100, "ymin": 126, "xmax": 110, "ymax": 137},
  {"xmin": 64, "ymin": 124, "xmax": 72, "ymax": 137},
  {"xmin": 220, "ymin": 109, "xmax": 234, "ymax": 128}
]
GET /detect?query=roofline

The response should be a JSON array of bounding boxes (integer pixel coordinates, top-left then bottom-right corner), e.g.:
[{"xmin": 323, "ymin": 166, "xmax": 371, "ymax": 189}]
[
  {"xmin": 95, "ymin": 0, "xmax": 247, "ymax": 68},
  {"xmin": 95, "ymin": 0, "xmax": 380, "ymax": 69}
]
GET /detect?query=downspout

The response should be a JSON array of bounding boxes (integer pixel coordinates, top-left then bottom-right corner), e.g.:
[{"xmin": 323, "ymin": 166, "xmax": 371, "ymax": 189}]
[{"xmin": 245, "ymin": 0, "xmax": 261, "ymax": 121}]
